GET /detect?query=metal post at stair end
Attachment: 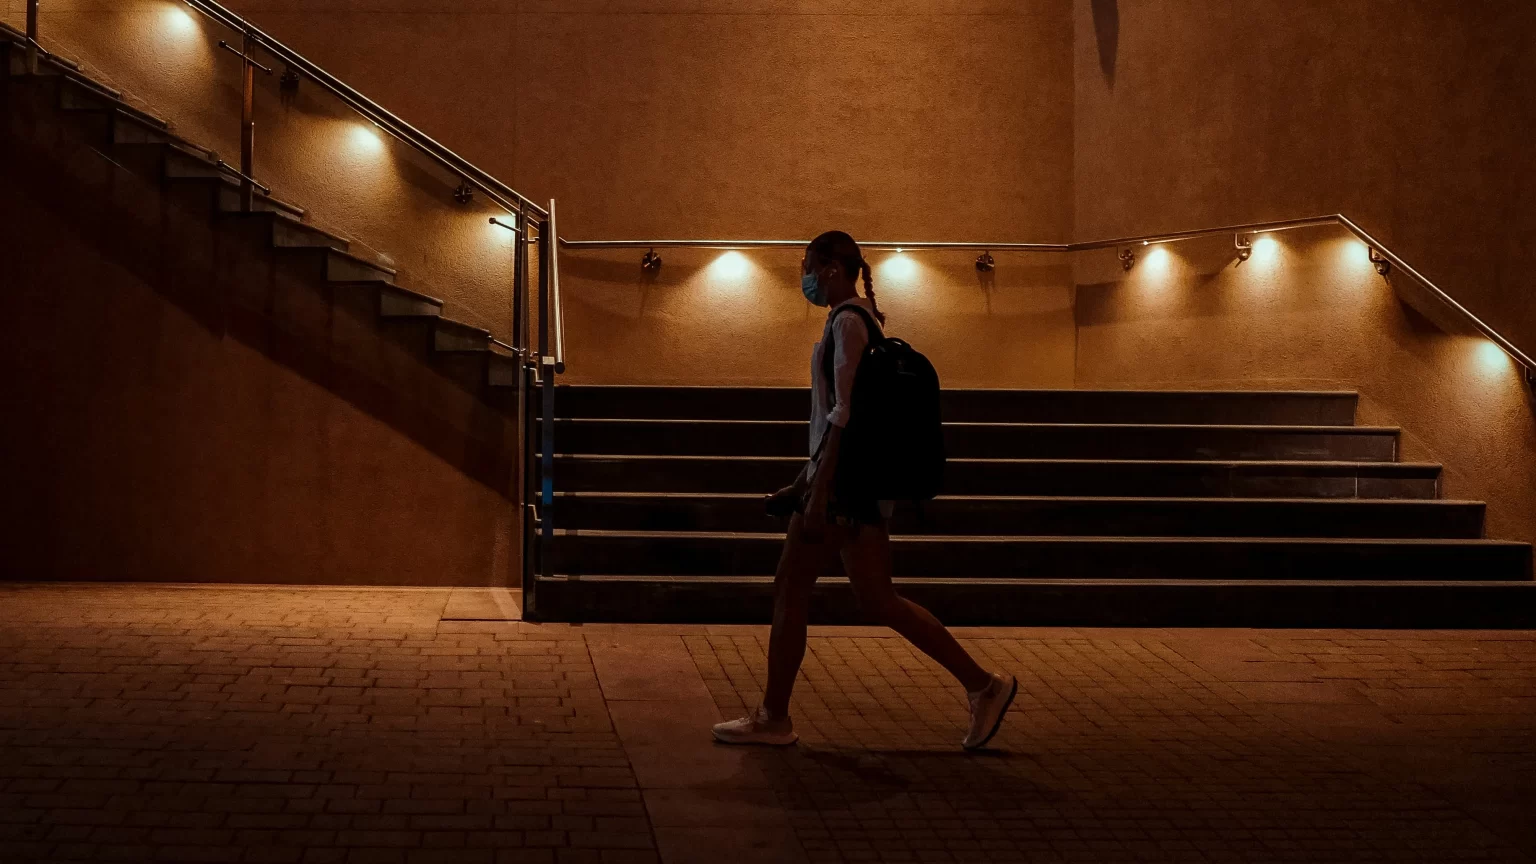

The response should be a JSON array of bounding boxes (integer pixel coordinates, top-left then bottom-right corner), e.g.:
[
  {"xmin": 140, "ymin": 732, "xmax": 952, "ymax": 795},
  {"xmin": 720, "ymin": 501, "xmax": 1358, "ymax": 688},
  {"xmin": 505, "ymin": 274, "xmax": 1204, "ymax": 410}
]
[
  {"xmin": 239, "ymin": 29, "xmax": 257, "ymax": 212},
  {"xmin": 25, "ymin": 0, "xmax": 40, "ymax": 74},
  {"xmin": 536, "ymin": 215, "xmax": 556, "ymax": 583},
  {"xmin": 539, "ymin": 354, "xmax": 556, "ymax": 583}
]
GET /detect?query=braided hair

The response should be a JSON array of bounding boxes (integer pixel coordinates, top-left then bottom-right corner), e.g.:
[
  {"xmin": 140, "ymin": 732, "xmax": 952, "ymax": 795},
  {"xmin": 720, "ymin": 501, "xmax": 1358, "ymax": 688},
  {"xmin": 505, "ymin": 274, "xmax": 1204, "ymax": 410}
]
[{"xmin": 807, "ymin": 230, "xmax": 886, "ymax": 325}]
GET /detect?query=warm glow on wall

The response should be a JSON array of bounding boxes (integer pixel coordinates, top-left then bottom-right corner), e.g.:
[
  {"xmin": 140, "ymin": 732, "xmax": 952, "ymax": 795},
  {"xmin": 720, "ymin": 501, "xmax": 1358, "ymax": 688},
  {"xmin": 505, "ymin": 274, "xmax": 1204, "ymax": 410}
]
[
  {"xmin": 1142, "ymin": 244, "xmax": 1171, "ymax": 278},
  {"xmin": 350, "ymin": 123, "xmax": 385, "ymax": 155},
  {"xmin": 881, "ymin": 252, "xmax": 917, "ymax": 281},
  {"xmin": 1250, "ymin": 235, "xmax": 1281, "ymax": 264},
  {"xmin": 709, "ymin": 251, "xmax": 750, "ymax": 280},
  {"xmin": 163, "ymin": 5, "xmax": 199, "ymax": 36},
  {"xmin": 1477, "ymin": 340, "xmax": 1512, "ymax": 374}
]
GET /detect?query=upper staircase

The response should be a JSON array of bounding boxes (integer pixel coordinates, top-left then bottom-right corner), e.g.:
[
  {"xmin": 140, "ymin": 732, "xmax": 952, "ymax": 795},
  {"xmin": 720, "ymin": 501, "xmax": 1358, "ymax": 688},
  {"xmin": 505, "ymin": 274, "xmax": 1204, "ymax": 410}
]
[{"xmin": 530, "ymin": 386, "xmax": 1536, "ymax": 627}]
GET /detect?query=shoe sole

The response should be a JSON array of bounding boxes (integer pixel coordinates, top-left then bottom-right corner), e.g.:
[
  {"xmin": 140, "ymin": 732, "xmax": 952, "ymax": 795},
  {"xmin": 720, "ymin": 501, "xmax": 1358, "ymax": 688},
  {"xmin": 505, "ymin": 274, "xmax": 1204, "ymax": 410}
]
[
  {"xmin": 711, "ymin": 730, "xmax": 799, "ymax": 747},
  {"xmin": 964, "ymin": 677, "xmax": 1018, "ymax": 751}
]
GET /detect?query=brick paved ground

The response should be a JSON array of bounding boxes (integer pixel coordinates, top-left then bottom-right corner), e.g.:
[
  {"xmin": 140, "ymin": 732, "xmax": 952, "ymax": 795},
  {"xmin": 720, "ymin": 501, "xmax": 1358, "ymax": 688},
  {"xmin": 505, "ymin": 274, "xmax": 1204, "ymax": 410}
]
[{"xmin": 3, "ymin": 585, "xmax": 1535, "ymax": 863}]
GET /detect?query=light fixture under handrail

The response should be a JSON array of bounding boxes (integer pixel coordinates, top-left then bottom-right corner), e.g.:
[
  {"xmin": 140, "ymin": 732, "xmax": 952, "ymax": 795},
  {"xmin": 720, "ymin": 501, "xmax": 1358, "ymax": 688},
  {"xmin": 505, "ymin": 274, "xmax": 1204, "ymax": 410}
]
[
  {"xmin": 559, "ymin": 214, "xmax": 1534, "ymax": 374},
  {"xmin": 181, "ymin": 0, "xmax": 547, "ymax": 222}
]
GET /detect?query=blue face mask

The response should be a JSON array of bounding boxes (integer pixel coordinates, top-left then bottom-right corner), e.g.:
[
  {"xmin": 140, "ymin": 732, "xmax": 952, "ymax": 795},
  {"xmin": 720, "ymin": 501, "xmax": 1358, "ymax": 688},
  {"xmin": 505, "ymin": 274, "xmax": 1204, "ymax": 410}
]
[{"xmin": 801, "ymin": 271, "xmax": 829, "ymax": 307}]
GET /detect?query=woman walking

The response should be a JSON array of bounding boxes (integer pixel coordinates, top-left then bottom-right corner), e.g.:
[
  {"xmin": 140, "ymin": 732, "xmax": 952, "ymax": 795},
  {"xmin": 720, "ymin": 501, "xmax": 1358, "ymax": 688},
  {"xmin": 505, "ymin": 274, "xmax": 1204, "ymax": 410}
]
[{"xmin": 711, "ymin": 231, "xmax": 1017, "ymax": 751}]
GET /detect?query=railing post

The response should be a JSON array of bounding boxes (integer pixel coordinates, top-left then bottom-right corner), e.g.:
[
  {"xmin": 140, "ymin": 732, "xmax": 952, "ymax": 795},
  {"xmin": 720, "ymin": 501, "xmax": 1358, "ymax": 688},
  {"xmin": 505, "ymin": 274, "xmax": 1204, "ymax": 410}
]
[
  {"xmin": 535, "ymin": 219, "xmax": 556, "ymax": 583},
  {"xmin": 25, "ymin": 0, "xmax": 39, "ymax": 74},
  {"xmin": 521, "ymin": 361, "xmax": 539, "ymax": 619},
  {"xmin": 239, "ymin": 29, "xmax": 257, "ymax": 212}
]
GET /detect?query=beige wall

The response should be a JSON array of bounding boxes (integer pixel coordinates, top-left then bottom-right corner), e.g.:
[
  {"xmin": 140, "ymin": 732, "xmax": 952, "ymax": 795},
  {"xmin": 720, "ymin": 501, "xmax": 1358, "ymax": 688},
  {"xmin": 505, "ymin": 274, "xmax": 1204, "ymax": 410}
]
[
  {"xmin": 1073, "ymin": 0, "xmax": 1536, "ymax": 355},
  {"xmin": 1071, "ymin": 0, "xmax": 1536, "ymax": 543},
  {"xmin": 28, "ymin": 0, "xmax": 1078, "ymax": 384}
]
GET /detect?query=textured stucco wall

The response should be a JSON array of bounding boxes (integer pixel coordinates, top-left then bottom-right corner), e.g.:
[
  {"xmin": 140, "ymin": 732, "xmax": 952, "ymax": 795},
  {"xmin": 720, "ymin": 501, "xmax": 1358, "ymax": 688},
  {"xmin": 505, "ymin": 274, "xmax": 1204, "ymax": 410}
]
[
  {"xmin": 1073, "ymin": 0, "xmax": 1536, "ymax": 356},
  {"xmin": 31, "ymin": 0, "xmax": 1079, "ymax": 387},
  {"xmin": 1071, "ymin": 0, "xmax": 1536, "ymax": 544},
  {"xmin": 0, "ymin": 81, "xmax": 517, "ymax": 587}
]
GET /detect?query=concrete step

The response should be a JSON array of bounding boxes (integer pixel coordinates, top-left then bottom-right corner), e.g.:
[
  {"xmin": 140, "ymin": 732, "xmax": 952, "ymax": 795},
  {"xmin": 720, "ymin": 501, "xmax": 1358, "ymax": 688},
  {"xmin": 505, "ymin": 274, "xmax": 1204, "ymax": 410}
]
[
  {"xmin": 379, "ymin": 285, "xmax": 444, "ymax": 319},
  {"xmin": 434, "ymin": 318, "xmax": 491, "ymax": 353},
  {"xmin": 56, "ymin": 75, "xmax": 166, "ymax": 131},
  {"xmin": 547, "ymin": 419, "xmax": 1399, "ymax": 461},
  {"xmin": 540, "ymin": 386, "xmax": 1360, "ymax": 425},
  {"xmin": 548, "ymin": 531, "xmax": 1532, "ymax": 580},
  {"xmin": 553, "ymin": 493, "xmax": 1487, "ymax": 539},
  {"xmin": 542, "ymin": 455, "xmax": 1441, "ymax": 498},
  {"xmin": 528, "ymin": 575, "xmax": 1536, "ymax": 627},
  {"xmin": 222, "ymin": 211, "xmax": 350, "ymax": 253},
  {"xmin": 273, "ymin": 245, "xmax": 396, "ymax": 286}
]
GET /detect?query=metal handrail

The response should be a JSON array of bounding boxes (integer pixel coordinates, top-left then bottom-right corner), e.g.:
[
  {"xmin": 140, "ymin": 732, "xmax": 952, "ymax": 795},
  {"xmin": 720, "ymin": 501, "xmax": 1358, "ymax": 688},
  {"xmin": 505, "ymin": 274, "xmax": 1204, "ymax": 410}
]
[
  {"xmin": 559, "ymin": 239, "xmax": 1070, "ymax": 252},
  {"xmin": 182, "ymin": 0, "xmax": 547, "ymax": 222},
  {"xmin": 548, "ymin": 201, "xmax": 566, "ymax": 374},
  {"xmin": 559, "ymin": 213, "xmax": 1534, "ymax": 372}
]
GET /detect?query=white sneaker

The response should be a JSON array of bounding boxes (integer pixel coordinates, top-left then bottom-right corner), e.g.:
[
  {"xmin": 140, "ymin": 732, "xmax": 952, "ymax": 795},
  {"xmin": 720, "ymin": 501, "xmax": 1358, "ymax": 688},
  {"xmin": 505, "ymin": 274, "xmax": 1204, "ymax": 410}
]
[
  {"xmin": 712, "ymin": 706, "xmax": 798, "ymax": 746},
  {"xmin": 963, "ymin": 673, "xmax": 1017, "ymax": 750}
]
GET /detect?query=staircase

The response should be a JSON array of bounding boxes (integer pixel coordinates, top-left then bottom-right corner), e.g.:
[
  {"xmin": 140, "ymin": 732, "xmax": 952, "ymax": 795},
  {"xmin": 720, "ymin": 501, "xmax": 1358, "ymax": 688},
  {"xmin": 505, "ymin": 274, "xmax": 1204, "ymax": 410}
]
[
  {"xmin": 0, "ymin": 36, "xmax": 523, "ymax": 405},
  {"xmin": 531, "ymin": 386, "xmax": 1536, "ymax": 627}
]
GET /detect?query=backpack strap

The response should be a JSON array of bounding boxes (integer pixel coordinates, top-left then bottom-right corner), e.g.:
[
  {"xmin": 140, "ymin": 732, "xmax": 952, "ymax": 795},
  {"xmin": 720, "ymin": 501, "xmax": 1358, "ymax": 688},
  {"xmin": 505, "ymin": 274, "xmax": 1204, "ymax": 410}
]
[{"xmin": 820, "ymin": 303, "xmax": 881, "ymax": 405}]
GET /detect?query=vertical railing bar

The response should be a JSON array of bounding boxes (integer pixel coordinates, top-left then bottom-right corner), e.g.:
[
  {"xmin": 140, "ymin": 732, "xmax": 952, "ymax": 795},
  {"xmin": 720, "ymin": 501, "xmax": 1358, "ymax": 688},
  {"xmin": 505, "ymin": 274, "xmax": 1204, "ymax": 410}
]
[
  {"xmin": 537, "ymin": 217, "xmax": 551, "ymax": 359},
  {"xmin": 522, "ymin": 363, "xmax": 539, "ymax": 618},
  {"xmin": 238, "ymin": 29, "xmax": 256, "ymax": 212},
  {"xmin": 512, "ymin": 204, "xmax": 527, "ymax": 357},
  {"xmin": 24, "ymin": 0, "xmax": 39, "ymax": 73}
]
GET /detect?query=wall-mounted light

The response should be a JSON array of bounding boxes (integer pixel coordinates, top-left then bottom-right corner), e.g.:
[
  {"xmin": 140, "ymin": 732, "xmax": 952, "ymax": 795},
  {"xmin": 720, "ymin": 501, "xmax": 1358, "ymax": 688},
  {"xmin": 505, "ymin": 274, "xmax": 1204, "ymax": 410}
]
[
  {"xmin": 1119, "ymin": 248, "xmax": 1136, "ymax": 272},
  {"xmin": 641, "ymin": 248, "xmax": 662, "ymax": 273},
  {"xmin": 453, "ymin": 180, "xmax": 475, "ymax": 206},
  {"xmin": 1368, "ymin": 247, "xmax": 1392, "ymax": 276},
  {"xmin": 279, "ymin": 65, "xmax": 300, "ymax": 94},
  {"xmin": 975, "ymin": 251, "xmax": 995, "ymax": 272},
  {"xmin": 1235, "ymin": 234, "xmax": 1252, "ymax": 264}
]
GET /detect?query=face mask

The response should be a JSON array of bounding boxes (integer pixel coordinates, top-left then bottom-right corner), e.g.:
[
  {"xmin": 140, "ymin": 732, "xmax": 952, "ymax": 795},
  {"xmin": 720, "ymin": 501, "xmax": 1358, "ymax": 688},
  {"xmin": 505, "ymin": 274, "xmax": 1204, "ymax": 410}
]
[{"xmin": 801, "ymin": 271, "xmax": 829, "ymax": 307}]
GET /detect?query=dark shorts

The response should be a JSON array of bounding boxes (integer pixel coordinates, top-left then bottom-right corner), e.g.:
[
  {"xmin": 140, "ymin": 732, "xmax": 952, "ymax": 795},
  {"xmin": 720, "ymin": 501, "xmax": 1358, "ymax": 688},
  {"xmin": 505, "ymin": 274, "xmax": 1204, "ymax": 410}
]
[{"xmin": 795, "ymin": 492, "xmax": 887, "ymax": 527}]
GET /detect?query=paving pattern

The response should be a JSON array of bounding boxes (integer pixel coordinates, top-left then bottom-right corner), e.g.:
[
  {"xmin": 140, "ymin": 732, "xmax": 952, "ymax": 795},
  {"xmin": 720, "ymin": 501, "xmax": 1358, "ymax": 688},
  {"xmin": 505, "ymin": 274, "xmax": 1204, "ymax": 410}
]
[{"xmin": 2, "ymin": 585, "xmax": 1535, "ymax": 863}]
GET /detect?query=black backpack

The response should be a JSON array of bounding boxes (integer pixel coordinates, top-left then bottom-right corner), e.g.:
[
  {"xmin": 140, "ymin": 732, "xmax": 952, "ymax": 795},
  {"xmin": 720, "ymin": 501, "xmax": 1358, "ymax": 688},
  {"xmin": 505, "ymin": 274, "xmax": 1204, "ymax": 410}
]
[{"xmin": 820, "ymin": 305, "xmax": 946, "ymax": 502}]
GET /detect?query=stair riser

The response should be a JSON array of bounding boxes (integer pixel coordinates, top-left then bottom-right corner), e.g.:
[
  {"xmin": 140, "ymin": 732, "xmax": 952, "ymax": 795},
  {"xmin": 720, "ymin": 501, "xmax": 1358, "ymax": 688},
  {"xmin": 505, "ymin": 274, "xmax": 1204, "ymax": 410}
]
[
  {"xmin": 542, "ymin": 458, "xmax": 1440, "ymax": 499},
  {"xmin": 550, "ymin": 536, "xmax": 1531, "ymax": 580},
  {"xmin": 541, "ymin": 387, "xmax": 1360, "ymax": 426},
  {"xmin": 550, "ymin": 420, "xmax": 1397, "ymax": 461},
  {"xmin": 553, "ymin": 497, "xmax": 1486, "ymax": 539},
  {"xmin": 530, "ymin": 578, "xmax": 1536, "ymax": 627}
]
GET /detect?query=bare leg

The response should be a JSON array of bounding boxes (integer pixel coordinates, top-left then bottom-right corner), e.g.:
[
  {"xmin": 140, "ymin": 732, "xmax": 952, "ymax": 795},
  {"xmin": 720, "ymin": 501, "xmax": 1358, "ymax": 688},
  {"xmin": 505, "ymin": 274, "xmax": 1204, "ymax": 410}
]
[
  {"xmin": 762, "ymin": 513, "xmax": 839, "ymax": 718},
  {"xmin": 841, "ymin": 523, "xmax": 992, "ymax": 692}
]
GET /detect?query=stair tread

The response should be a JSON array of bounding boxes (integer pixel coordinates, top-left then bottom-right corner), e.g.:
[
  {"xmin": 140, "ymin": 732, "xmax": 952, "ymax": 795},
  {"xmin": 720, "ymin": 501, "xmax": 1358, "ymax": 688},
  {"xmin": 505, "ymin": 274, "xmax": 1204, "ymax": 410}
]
[
  {"xmin": 538, "ymin": 574, "xmax": 1535, "ymax": 587},
  {"xmin": 553, "ymin": 454, "xmax": 1437, "ymax": 468},
  {"xmin": 381, "ymin": 284, "xmax": 444, "ymax": 306},
  {"xmin": 552, "ymin": 529, "xmax": 1527, "ymax": 546},
  {"xmin": 554, "ymin": 492, "xmax": 1480, "ymax": 505},
  {"xmin": 553, "ymin": 418, "xmax": 1396, "ymax": 432}
]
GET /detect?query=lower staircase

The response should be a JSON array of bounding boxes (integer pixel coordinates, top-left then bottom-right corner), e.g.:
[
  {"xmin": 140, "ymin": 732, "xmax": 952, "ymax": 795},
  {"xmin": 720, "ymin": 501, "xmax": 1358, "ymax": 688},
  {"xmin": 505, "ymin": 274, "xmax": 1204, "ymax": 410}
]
[{"xmin": 532, "ymin": 386, "xmax": 1536, "ymax": 626}]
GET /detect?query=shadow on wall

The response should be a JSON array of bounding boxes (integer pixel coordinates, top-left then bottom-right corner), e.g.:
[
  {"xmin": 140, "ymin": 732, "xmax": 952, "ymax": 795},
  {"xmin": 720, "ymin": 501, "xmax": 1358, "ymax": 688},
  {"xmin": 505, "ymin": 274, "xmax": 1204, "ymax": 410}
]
[
  {"xmin": 1091, "ymin": 0, "xmax": 1119, "ymax": 85},
  {"xmin": 1, "ymin": 100, "xmax": 519, "ymax": 499}
]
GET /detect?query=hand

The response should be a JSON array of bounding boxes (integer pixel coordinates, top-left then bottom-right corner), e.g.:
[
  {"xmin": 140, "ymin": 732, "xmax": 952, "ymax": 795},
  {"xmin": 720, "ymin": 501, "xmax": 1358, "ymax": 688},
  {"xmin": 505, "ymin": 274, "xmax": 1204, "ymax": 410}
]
[{"xmin": 764, "ymin": 485, "xmax": 800, "ymax": 519}]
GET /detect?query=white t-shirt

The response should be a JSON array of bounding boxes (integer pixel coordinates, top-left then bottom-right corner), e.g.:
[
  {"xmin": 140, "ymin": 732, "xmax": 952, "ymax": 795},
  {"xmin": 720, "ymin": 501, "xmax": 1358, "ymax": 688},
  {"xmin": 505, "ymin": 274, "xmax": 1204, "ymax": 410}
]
[
  {"xmin": 805, "ymin": 298, "xmax": 893, "ymax": 517},
  {"xmin": 810, "ymin": 297, "xmax": 881, "ymax": 458}
]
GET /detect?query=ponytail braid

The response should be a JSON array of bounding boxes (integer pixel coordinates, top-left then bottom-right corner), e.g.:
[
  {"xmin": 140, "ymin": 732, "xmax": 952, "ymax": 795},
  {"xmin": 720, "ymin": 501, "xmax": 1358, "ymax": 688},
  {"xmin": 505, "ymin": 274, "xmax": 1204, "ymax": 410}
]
[{"xmin": 859, "ymin": 259, "xmax": 887, "ymax": 325}]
